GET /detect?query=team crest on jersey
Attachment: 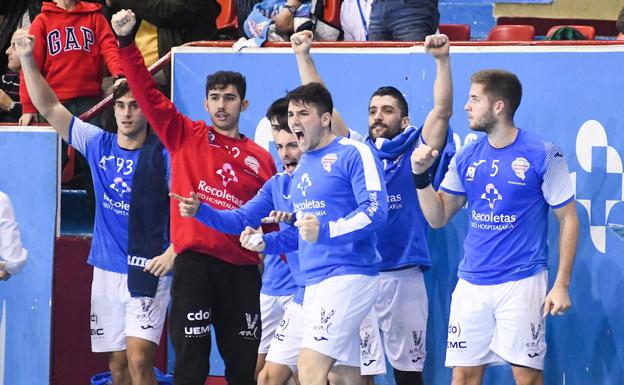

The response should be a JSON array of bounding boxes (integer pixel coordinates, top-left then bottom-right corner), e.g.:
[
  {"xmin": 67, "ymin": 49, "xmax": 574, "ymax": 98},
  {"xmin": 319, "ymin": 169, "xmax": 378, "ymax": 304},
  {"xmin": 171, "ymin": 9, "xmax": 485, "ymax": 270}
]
[
  {"xmin": 511, "ymin": 157, "xmax": 530, "ymax": 180},
  {"xmin": 98, "ymin": 154, "xmax": 115, "ymax": 170},
  {"xmin": 466, "ymin": 160, "xmax": 485, "ymax": 182},
  {"xmin": 217, "ymin": 163, "xmax": 238, "ymax": 187},
  {"xmin": 244, "ymin": 156, "xmax": 260, "ymax": 174},
  {"xmin": 480, "ymin": 183, "xmax": 502, "ymax": 209},
  {"xmin": 297, "ymin": 173, "xmax": 312, "ymax": 196},
  {"xmin": 110, "ymin": 177, "xmax": 131, "ymax": 197},
  {"xmin": 321, "ymin": 153, "xmax": 338, "ymax": 172}
]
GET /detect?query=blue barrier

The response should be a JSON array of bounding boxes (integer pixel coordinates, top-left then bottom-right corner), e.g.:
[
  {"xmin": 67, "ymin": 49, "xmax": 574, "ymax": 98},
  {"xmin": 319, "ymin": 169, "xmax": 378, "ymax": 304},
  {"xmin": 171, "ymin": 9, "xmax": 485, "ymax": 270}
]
[
  {"xmin": 171, "ymin": 45, "xmax": 624, "ymax": 384},
  {"xmin": 0, "ymin": 128, "xmax": 58, "ymax": 385}
]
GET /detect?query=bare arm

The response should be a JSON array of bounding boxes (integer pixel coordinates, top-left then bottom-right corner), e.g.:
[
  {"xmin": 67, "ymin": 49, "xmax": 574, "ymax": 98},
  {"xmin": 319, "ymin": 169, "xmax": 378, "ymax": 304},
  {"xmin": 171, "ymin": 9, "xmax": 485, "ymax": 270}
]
[
  {"xmin": 421, "ymin": 34, "xmax": 452, "ymax": 151},
  {"xmin": 16, "ymin": 31, "xmax": 72, "ymax": 141},
  {"xmin": 291, "ymin": 31, "xmax": 349, "ymax": 137},
  {"xmin": 543, "ymin": 201, "xmax": 578, "ymax": 316},
  {"xmin": 412, "ymin": 144, "xmax": 465, "ymax": 228}
]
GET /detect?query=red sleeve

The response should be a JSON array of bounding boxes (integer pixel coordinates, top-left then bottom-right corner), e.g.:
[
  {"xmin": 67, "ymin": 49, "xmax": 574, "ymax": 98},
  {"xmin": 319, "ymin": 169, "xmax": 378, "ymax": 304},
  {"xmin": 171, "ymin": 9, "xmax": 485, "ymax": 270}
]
[
  {"xmin": 19, "ymin": 18, "xmax": 47, "ymax": 114},
  {"xmin": 95, "ymin": 13, "xmax": 123, "ymax": 77},
  {"xmin": 119, "ymin": 43, "xmax": 194, "ymax": 151}
]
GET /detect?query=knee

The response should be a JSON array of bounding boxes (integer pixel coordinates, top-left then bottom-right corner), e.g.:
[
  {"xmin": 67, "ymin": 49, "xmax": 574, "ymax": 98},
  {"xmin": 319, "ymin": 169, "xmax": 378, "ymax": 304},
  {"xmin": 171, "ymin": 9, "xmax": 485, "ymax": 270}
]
[
  {"xmin": 258, "ymin": 367, "xmax": 271, "ymax": 385},
  {"xmin": 298, "ymin": 362, "xmax": 322, "ymax": 385},
  {"xmin": 451, "ymin": 368, "xmax": 477, "ymax": 385},
  {"xmin": 109, "ymin": 354, "xmax": 128, "ymax": 374},
  {"xmin": 126, "ymin": 349, "xmax": 152, "ymax": 376},
  {"xmin": 513, "ymin": 368, "xmax": 543, "ymax": 385}
]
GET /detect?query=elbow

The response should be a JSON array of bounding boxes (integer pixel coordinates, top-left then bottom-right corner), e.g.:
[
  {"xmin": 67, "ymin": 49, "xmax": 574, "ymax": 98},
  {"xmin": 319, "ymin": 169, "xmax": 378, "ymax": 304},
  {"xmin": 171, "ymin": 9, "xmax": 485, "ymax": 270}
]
[
  {"xmin": 427, "ymin": 216, "xmax": 447, "ymax": 229},
  {"xmin": 433, "ymin": 105, "xmax": 453, "ymax": 121}
]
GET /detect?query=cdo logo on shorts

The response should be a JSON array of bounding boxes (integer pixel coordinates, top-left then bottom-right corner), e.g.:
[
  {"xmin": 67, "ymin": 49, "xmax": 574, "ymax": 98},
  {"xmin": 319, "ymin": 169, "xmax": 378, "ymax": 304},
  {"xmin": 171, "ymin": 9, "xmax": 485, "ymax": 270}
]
[
  {"xmin": 446, "ymin": 323, "xmax": 467, "ymax": 350},
  {"xmin": 90, "ymin": 312, "xmax": 104, "ymax": 337},
  {"xmin": 184, "ymin": 309, "xmax": 211, "ymax": 338}
]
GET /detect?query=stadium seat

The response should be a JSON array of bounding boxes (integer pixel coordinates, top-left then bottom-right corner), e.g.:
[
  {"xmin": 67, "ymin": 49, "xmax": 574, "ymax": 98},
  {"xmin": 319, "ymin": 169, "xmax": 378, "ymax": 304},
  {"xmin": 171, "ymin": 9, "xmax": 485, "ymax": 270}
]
[
  {"xmin": 216, "ymin": 0, "xmax": 238, "ymax": 30},
  {"xmin": 546, "ymin": 25, "xmax": 596, "ymax": 40},
  {"xmin": 487, "ymin": 25, "xmax": 535, "ymax": 41},
  {"xmin": 439, "ymin": 23, "xmax": 471, "ymax": 41},
  {"xmin": 61, "ymin": 146, "xmax": 76, "ymax": 185}
]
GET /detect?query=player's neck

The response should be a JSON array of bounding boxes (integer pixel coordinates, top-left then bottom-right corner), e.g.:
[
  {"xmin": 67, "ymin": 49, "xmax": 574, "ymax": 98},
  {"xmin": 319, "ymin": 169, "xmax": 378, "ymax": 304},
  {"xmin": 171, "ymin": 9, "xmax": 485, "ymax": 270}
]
[
  {"xmin": 117, "ymin": 130, "xmax": 148, "ymax": 150},
  {"xmin": 314, "ymin": 130, "xmax": 336, "ymax": 151},
  {"xmin": 214, "ymin": 125, "xmax": 241, "ymax": 139},
  {"xmin": 487, "ymin": 123, "xmax": 518, "ymax": 149}
]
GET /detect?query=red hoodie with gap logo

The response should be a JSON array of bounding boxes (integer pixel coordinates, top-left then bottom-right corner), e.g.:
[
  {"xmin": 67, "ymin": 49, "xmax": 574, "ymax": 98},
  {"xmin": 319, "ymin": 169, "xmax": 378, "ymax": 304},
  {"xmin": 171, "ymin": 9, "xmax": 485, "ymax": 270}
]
[{"xmin": 20, "ymin": 1, "xmax": 122, "ymax": 113}]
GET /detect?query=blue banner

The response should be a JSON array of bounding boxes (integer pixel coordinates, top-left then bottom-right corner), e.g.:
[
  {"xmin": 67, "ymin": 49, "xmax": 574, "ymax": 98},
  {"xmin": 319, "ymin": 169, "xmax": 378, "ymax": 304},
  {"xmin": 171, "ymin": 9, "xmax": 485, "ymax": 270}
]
[
  {"xmin": 172, "ymin": 46, "xmax": 624, "ymax": 384},
  {"xmin": 0, "ymin": 128, "xmax": 57, "ymax": 385}
]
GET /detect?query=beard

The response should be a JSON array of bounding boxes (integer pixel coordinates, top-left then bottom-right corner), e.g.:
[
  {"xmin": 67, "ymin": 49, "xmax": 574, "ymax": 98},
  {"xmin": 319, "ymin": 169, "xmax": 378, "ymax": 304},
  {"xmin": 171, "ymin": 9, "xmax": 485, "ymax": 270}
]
[{"xmin": 368, "ymin": 122, "xmax": 402, "ymax": 140}]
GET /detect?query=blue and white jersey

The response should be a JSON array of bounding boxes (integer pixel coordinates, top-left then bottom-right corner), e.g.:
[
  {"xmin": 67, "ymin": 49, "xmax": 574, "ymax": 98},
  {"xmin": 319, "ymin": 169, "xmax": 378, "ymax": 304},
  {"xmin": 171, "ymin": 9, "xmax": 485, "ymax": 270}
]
[
  {"xmin": 440, "ymin": 129, "xmax": 574, "ymax": 285},
  {"xmin": 280, "ymin": 136, "xmax": 387, "ymax": 285},
  {"xmin": 69, "ymin": 117, "xmax": 142, "ymax": 273},
  {"xmin": 367, "ymin": 127, "xmax": 432, "ymax": 271},
  {"xmin": 195, "ymin": 171, "xmax": 301, "ymax": 301}
]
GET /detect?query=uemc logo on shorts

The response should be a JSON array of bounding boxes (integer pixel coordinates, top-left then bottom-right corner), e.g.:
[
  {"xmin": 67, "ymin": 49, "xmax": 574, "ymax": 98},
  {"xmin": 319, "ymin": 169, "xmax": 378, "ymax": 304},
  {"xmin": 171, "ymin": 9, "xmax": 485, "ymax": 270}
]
[
  {"xmin": 185, "ymin": 309, "xmax": 211, "ymax": 337},
  {"xmin": 90, "ymin": 312, "xmax": 104, "ymax": 336},
  {"xmin": 447, "ymin": 323, "xmax": 467, "ymax": 350}
]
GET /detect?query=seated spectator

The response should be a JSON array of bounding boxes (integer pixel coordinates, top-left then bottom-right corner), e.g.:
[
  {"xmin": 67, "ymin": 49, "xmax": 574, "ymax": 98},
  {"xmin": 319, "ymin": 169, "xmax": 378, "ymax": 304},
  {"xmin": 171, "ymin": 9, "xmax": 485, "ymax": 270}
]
[
  {"xmin": 19, "ymin": 0, "xmax": 124, "ymax": 126},
  {"xmin": 0, "ymin": 191, "xmax": 28, "ymax": 281},
  {"xmin": 368, "ymin": 0, "xmax": 439, "ymax": 41},
  {"xmin": 340, "ymin": 0, "xmax": 372, "ymax": 41},
  {"xmin": 0, "ymin": 0, "xmax": 41, "ymax": 72},
  {"xmin": 0, "ymin": 28, "xmax": 25, "ymax": 123},
  {"xmin": 617, "ymin": 5, "xmax": 624, "ymax": 34}
]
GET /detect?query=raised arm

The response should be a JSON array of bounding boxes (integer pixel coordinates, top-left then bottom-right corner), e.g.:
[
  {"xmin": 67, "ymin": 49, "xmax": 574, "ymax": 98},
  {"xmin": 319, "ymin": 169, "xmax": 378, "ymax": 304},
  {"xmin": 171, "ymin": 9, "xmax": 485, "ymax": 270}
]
[
  {"xmin": 420, "ymin": 34, "xmax": 453, "ymax": 151},
  {"xmin": 111, "ymin": 9, "xmax": 190, "ymax": 151},
  {"xmin": 412, "ymin": 144, "xmax": 465, "ymax": 228},
  {"xmin": 290, "ymin": 31, "xmax": 349, "ymax": 137},
  {"xmin": 16, "ymin": 30, "xmax": 72, "ymax": 140}
]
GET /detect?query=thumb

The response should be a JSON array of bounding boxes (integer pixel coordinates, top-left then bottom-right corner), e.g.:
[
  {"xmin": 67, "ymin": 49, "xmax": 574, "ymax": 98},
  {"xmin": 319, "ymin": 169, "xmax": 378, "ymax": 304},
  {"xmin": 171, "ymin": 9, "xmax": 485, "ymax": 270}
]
[
  {"xmin": 430, "ymin": 149, "xmax": 440, "ymax": 158},
  {"xmin": 190, "ymin": 191, "xmax": 199, "ymax": 201}
]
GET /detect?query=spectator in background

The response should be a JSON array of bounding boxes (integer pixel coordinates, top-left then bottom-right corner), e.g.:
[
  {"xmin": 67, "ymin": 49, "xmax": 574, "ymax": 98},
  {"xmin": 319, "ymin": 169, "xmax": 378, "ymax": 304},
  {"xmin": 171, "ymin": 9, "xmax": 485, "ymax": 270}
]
[
  {"xmin": 0, "ymin": 0, "xmax": 41, "ymax": 72},
  {"xmin": 368, "ymin": 0, "xmax": 439, "ymax": 41},
  {"xmin": 0, "ymin": 191, "xmax": 28, "ymax": 281},
  {"xmin": 19, "ymin": 0, "xmax": 124, "ymax": 126},
  {"xmin": 0, "ymin": 28, "xmax": 25, "ymax": 123},
  {"xmin": 105, "ymin": 0, "xmax": 220, "ymax": 68},
  {"xmin": 340, "ymin": 0, "xmax": 372, "ymax": 41},
  {"xmin": 617, "ymin": 5, "xmax": 624, "ymax": 34}
]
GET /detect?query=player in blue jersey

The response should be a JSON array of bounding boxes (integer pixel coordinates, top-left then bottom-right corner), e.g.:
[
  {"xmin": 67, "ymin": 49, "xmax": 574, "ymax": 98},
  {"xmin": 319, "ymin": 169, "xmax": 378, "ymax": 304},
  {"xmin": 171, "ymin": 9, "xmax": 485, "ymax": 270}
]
[
  {"xmin": 242, "ymin": 82, "xmax": 388, "ymax": 385},
  {"xmin": 16, "ymin": 31, "xmax": 174, "ymax": 385},
  {"xmin": 171, "ymin": 97, "xmax": 304, "ymax": 385},
  {"xmin": 411, "ymin": 69, "xmax": 579, "ymax": 385},
  {"xmin": 290, "ymin": 30, "xmax": 453, "ymax": 385}
]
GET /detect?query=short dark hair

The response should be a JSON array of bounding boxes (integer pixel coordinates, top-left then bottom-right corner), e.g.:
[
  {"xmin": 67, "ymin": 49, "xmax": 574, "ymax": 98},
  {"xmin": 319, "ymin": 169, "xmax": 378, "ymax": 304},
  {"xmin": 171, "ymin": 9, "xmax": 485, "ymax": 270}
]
[
  {"xmin": 471, "ymin": 70, "xmax": 523, "ymax": 118},
  {"xmin": 206, "ymin": 71, "xmax": 246, "ymax": 99},
  {"xmin": 112, "ymin": 80, "xmax": 131, "ymax": 103},
  {"xmin": 369, "ymin": 86, "xmax": 409, "ymax": 118},
  {"xmin": 266, "ymin": 97, "xmax": 290, "ymax": 133},
  {"xmin": 286, "ymin": 83, "xmax": 333, "ymax": 116}
]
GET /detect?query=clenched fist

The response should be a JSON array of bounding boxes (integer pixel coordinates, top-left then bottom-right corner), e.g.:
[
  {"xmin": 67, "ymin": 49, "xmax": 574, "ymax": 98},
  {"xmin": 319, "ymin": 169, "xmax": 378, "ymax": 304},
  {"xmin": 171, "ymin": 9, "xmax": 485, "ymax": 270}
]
[{"xmin": 111, "ymin": 9, "xmax": 137, "ymax": 36}]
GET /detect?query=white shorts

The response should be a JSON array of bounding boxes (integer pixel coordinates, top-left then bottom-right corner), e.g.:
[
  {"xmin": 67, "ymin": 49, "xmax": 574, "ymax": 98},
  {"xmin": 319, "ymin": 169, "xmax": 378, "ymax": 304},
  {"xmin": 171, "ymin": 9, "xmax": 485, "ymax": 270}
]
[
  {"xmin": 445, "ymin": 271, "xmax": 548, "ymax": 370},
  {"xmin": 301, "ymin": 274, "xmax": 380, "ymax": 367},
  {"xmin": 359, "ymin": 308, "xmax": 386, "ymax": 376},
  {"xmin": 375, "ymin": 267, "xmax": 428, "ymax": 371},
  {"xmin": 266, "ymin": 301, "xmax": 305, "ymax": 372},
  {"xmin": 90, "ymin": 267, "xmax": 171, "ymax": 353},
  {"xmin": 259, "ymin": 293, "xmax": 294, "ymax": 354}
]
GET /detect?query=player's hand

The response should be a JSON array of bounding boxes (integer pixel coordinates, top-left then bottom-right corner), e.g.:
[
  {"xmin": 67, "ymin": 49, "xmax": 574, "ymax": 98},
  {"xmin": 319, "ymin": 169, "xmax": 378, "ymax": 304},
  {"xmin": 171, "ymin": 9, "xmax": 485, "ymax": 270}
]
[
  {"xmin": 170, "ymin": 192, "xmax": 200, "ymax": 217},
  {"xmin": 144, "ymin": 248, "xmax": 177, "ymax": 277},
  {"xmin": 0, "ymin": 90, "xmax": 13, "ymax": 111},
  {"xmin": 273, "ymin": 7, "xmax": 295, "ymax": 34},
  {"xmin": 424, "ymin": 34, "xmax": 450, "ymax": 59},
  {"xmin": 240, "ymin": 226, "xmax": 266, "ymax": 252},
  {"xmin": 111, "ymin": 9, "xmax": 137, "ymax": 36},
  {"xmin": 294, "ymin": 213, "xmax": 319, "ymax": 243},
  {"xmin": 291, "ymin": 30, "xmax": 313, "ymax": 56},
  {"xmin": 19, "ymin": 112, "xmax": 38, "ymax": 126},
  {"xmin": 543, "ymin": 284, "xmax": 572, "ymax": 317},
  {"xmin": 261, "ymin": 210, "xmax": 294, "ymax": 224},
  {"xmin": 13, "ymin": 29, "xmax": 35, "ymax": 58},
  {"xmin": 411, "ymin": 145, "xmax": 439, "ymax": 175},
  {"xmin": 0, "ymin": 263, "xmax": 11, "ymax": 281}
]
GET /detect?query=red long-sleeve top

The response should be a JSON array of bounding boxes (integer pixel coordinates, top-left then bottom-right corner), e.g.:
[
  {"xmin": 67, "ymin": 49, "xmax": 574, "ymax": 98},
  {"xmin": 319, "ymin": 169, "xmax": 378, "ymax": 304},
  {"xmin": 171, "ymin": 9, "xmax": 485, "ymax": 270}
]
[
  {"xmin": 20, "ymin": 1, "xmax": 123, "ymax": 113},
  {"xmin": 120, "ymin": 43, "xmax": 277, "ymax": 265}
]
